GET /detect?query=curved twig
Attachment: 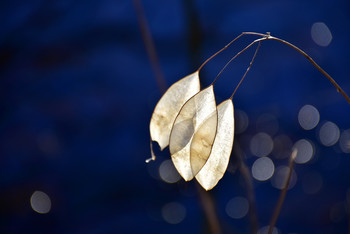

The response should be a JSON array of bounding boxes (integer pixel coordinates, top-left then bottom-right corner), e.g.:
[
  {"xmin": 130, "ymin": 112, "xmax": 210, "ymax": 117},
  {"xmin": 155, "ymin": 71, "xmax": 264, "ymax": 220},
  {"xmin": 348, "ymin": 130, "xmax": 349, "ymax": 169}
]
[
  {"xmin": 242, "ymin": 32, "xmax": 350, "ymax": 104},
  {"xmin": 198, "ymin": 31, "xmax": 350, "ymax": 104},
  {"xmin": 197, "ymin": 33, "xmax": 245, "ymax": 72},
  {"xmin": 211, "ymin": 38, "xmax": 264, "ymax": 86},
  {"xmin": 230, "ymin": 41, "xmax": 261, "ymax": 99}
]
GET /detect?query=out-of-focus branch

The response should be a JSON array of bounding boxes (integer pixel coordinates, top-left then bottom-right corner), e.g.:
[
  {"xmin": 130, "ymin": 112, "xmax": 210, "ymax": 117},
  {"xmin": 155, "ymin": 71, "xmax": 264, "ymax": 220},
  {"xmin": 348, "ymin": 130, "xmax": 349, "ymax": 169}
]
[
  {"xmin": 183, "ymin": 1, "xmax": 223, "ymax": 233},
  {"xmin": 183, "ymin": 0, "xmax": 202, "ymax": 70},
  {"xmin": 198, "ymin": 32, "xmax": 350, "ymax": 104},
  {"xmin": 348, "ymin": 211, "xmax": 350, "ymax": 234},
  {"xmin": 234, "ymin": 144, "xmax": 259, "ymax": 234},
  {"xmin": 196, "ymin": 183, "xmax": 222, "ymax": 234},
  {"xmin": 268, "ymin": 149, "xmax": 297, "ymax": 234},
  {"xmin": 240, "ymin": 162, "xmax": 259, "ymax": 234},
  {"xmin": 348, "ymin": 213, "xmax": 350, "ymax": 234},
  {"xmin": 132, "ymin": 0, "xmax": 167, "ymax": 93}
]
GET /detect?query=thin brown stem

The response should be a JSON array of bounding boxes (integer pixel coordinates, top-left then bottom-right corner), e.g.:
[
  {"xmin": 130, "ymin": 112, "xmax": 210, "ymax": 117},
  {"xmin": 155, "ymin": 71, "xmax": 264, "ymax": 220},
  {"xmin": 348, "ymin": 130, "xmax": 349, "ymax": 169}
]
[
  {"xmin": 203, "ymin": 31, "xmax": 350, "ymax": 104},
  {"xmin": 145, "ymin": 140, "xmax": 156, "ymax": 163},
  {"xmin": 197, "ymin": 33, "xmax": 245, "ymax": 72},
  {"xmin": 239, "ymin": 161, "xmax": 259, "ymax": 234},
  {"xmin": 186, "ymin": 5, "xmax": 223, "ymax": 233},
  {"xmin": 348, "ymin": 211, "xmax": 350, "ymax": 234},
  {"xmin": 348, "ymin": 212, "xmax": 350, "ymax": 234},
  {"xmin": 132, "ymin": 0, "xmax": 167, "ymax": 93},
  {"xmin": 197, "ymin": 32, "xmax": 270, "ymax": 73},
  {"xmin": 211, "ymin": 38, "xmax": 265, "ymax": 86},
  {"xmin": 230, "ymin": 41, "xmax": 261, "ymax": 99},
  {"xmin": 242, "ymin": 32, "xmax": 350, "ymax": 104},
  {"xmin": 235, "ymin": 144, "xmax": 259, "ymax": 234},
  {"xmin": 268, "ymin": 149, "xmax": 297, "ymax": 234},
  {"xmin": 133, "ymin": 0, "xmax": 168, "ymax": 163},
  {"xmin": 196, "ymin": 183, "xmax": 222, "ymax": 234}
]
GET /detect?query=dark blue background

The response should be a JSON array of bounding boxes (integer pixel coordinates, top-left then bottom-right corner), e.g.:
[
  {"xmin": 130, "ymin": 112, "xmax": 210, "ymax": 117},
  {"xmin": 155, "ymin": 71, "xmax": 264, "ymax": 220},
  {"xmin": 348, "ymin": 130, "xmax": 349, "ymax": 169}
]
[{"xmin": 1, "ymin": 0, "xmax": 350, "ymax": 233}]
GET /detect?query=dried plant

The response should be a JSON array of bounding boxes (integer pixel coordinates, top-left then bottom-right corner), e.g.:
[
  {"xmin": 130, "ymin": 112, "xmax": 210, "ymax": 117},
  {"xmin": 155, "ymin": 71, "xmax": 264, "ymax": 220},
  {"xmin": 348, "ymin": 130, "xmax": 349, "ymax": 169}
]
[
  {"xmin": 133, "ymin": 2, "xmax": 350, "ymax": 231},
  {"xmin": 147, "ymin": 32, "xmax": 350, "ymax": 193}
]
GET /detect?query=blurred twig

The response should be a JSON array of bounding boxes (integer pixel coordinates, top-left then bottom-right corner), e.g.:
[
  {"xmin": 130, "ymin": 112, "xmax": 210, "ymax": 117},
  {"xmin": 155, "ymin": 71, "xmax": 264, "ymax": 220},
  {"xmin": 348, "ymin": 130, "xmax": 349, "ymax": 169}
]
[
  {"xmin": 132, "ymin": 0, "xmax": 167, "ymax": 93},
  {"xmin": 227, "ymin": 32, "xmax": 350, "ymax": 104},
  {"xmin": 196, "ymin": 183, "xmax": 222, "ymax": 234},
  {"xmin": 183, "ymin": 0, "xmax": 202, "ymax": 70},
  {"xmin": 183, "ymin": 1, "xmax": 223, "ymax": 233},
  {"xmin": 135, "ymin": 1, "xmax": 223, "ymax": 232},
  {"xmin": 268, "ymin": 149, "xmax": 297, "ymax": 234},
  {"xmin": 230, "ymin": 41, "xmax": 261, "ymax": 98},
  {"xmin": 240, "ymin": 162, "xmax": 259, "ymax": 234},
  {"xmin": 133, "ymin": 0, "xmax": 167, "ymax": 163},
  {"xmin": 198, "ymin": 32, "xmax": 350, "ymax": 104},
  {"xmin": 348, "ymin": 212, "xmax": 350, "ymax": 234},
  {"xmin": 234, "ymin": 144, "xmax": 259, "ymax": 234}
]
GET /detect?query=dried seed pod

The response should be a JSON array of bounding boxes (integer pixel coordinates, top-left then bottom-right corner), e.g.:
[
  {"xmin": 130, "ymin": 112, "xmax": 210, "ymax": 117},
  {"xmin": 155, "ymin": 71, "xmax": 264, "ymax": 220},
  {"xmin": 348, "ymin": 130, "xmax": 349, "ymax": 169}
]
[
  {"xmin": 170, "ymin": 86, "xmax": 217, "ymax": 181},
  {"xmin": 196, "ymin": 99, "xmax": 234, "ymax": 190},
  {"xmin": 150, "ymin": 72, "xmax": 200, "ymax": 151}
]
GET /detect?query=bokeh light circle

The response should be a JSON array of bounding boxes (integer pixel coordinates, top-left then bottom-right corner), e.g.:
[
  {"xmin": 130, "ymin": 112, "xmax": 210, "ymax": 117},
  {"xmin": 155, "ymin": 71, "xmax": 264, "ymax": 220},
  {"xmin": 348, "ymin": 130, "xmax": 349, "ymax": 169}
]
[
  {"xmin": 161, "ymin": 202, "xmax": 186, "ymax": 224},
  {"xmin": 250, "ymin": 132, "xmax": 274, "ymax": 157},
  {"xmin": 235, "ymin": 109, "xmax": 249, "ymax": 134},
  {"xmin": 298, "ymin": 105, "xmax": 320, "ymax": 130},
  {"xmin": 30, "ymin": 191, "xmax": 51, "ymax": 214},
  {"xmin": 311, "ymin": 22, "xmax": 333, "ymax": 47},
  {"xmin": 252, "ymin": 157, "xmax": 275, "ymax": 181},
  {"xmin": 339, "ymin": 130, "xmax": 350, "ymax": 153},
  {"xmin": 159, "ymin": 159, "xmax": 181, "ymax": 183},
  {"xmin": 225, "ymin": 196, "xmax": 249, "ymax": 219},
  {"xmin": 293, "ymin": 139, "xmax": 314, "ymax": 164},
  {"xmin": 319, "ymin": 121, "xmax": 340, "ymax": 146}
]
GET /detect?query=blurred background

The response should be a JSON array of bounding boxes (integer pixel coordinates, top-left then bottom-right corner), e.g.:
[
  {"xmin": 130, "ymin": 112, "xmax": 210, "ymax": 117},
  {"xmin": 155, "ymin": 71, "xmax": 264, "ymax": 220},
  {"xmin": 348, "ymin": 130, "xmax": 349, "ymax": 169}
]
[{"xmin": 1, "ymin": 0, "xmax": 350, "ymax": 233}]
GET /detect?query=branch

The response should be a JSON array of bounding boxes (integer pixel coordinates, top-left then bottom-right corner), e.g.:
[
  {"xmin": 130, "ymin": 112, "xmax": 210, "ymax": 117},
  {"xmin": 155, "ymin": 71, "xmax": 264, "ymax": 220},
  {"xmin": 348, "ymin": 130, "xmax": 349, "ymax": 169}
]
[
  {"xmin": 197, "ymin": 32, "xmax": 350, "ymax": 104},
  {"xmin": 243, "ymin": 32, "xmax": 350, "ymax": 104},
  {"xmin": 132, "ymin": 0, "xmax": 167, "ymax": 93},
  {"xmin": 230, "ymin": 41, "xmax": 261, "ymax": 98},
  {"xmin": 235, "ymin": 144, "xmax": 259, "ymax": 234},
  {"xmin": 268, "ymin": 149, "xmax": 297, "ymax": 234},
  {"xmin": 196, "ymin": 183, "xmax": 222, "ymax": 234}
]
